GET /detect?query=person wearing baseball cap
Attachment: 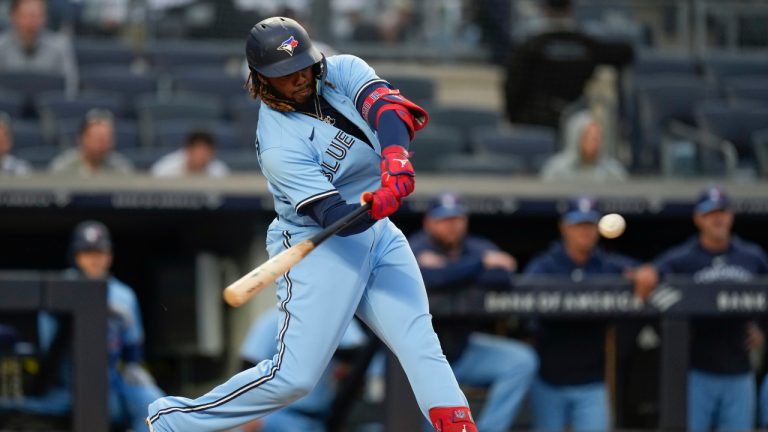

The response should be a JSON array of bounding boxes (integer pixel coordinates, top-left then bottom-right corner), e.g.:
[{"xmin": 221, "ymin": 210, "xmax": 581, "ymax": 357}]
[
  {"xmin": 15, "ymin": 221, "xmax": 163, "ymax": 431},
  {"xmin": 148, "ymin": 17, "xmax": 476, "ymax": 432},
  {"xmin": 652, "ymin": 186, "xmax": 768, "ymax": 431},
  {"xmin": 523, "ymin": 195, "xmax": 655, "ymax": 432},
  {"xmin": 408, "ymin": 191, "xmax": 537, "ymax": 432}
]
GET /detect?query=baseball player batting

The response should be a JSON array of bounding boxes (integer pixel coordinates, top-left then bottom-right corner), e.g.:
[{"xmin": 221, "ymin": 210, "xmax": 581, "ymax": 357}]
[{"xmin": 146, "ymin": 16, "xmax": 478, "ymax": 432}]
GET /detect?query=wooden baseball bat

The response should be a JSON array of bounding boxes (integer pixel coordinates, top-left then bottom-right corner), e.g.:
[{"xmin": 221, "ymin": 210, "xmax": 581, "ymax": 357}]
[{"xmin": 223, "ymin": 203, "xmax": 372, "ymax": 307}]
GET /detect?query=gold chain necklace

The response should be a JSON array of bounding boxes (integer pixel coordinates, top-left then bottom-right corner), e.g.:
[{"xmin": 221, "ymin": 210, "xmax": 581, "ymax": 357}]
[{"xmin": 298, "ymin": 94, "xmax": 336, "ymax": 125}]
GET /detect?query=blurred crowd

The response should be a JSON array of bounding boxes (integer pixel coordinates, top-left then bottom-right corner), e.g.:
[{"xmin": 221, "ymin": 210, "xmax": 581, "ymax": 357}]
[{"xmin": 1, "ymin": 0, "xmax": 767, "ymax": 181}]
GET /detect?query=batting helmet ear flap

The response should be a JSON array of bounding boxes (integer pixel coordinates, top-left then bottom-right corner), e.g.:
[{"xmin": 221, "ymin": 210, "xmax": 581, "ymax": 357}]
[{"xmin": 313, "ymin": 55, "xmax": 327, "ymax": 95}]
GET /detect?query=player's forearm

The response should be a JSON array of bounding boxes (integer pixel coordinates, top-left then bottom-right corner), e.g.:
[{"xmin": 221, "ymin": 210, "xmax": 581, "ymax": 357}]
[
  {"xmin": 420, "ymin": 256, "xmax": 484, "ymax": 290},
  {"xmin": 302, "ymin": 194, "xmax": 375, "ymax": 236}
]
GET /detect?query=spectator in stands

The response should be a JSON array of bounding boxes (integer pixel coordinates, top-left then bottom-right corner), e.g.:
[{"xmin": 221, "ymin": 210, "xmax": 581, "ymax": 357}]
[
  {"xmin": 503, "ymin": 0, "xmax": 632, "ymax": 128},
  {"xmin": 409, "ymin": 191, "xmax": 538, "ymax": 432},
  {"xmin": 0, "ymin": 112, "xmax": 32, "ymax": 176},
  {"xmin": 522, "ymin": 195, "xmax": 656, "ymax": 432},
  {"xmin": 49, "ymin": 109, "xmax": 134, "ymax": 176},
  {"xmin": 0, "ymin": 0, "xmax": 78, "ymax": 96},
  {"xmin": 238, "ymin": 307, "xmax": 367, "ymax": 432},
  {"xmin": 540, "ymin": 109, "xmax": 628, "ymax": 182},
  {"xmin": 10, "ymin": 220, "xmax": 163, "ymax": 432},
  {"xmin": 650, "ymin": 186, "xmax": 767, "ymax": 432},
  {"xmin": 150, "ymin": 129, "xmax": 230, "ymax": 178}
]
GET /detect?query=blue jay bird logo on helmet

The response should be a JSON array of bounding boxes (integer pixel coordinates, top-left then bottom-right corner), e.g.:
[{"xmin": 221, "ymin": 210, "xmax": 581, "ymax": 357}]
[{"xmin": 277, "ymin": 36, "xmax": 299, "ymax": 56}]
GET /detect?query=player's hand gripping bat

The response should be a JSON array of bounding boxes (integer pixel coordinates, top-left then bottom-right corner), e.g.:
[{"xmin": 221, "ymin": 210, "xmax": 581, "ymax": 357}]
[{"xmin": 223, "ymin": 202, "xmax": 372, "ymax": 307}]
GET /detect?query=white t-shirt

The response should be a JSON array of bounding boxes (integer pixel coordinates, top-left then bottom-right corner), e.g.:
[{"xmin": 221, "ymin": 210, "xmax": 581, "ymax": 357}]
[{"xmin": 150, "ymin": 149, "xmax": 230, "ymax": 178}]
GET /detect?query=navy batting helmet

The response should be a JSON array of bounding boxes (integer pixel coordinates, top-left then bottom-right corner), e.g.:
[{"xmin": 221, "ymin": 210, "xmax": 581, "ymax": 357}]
[
  {"xmin": 245, "ymin": 17, "xmax": 323, "ymax": 78},
  {"xmin": 71, "ymin": 220, "xmax": 112, "ymax": 253}
]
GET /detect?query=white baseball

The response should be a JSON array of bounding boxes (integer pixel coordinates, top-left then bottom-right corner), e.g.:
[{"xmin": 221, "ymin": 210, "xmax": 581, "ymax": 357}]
[{"xmin": 598, "ymin": 213, "xmax": 626, "ymax": 239}]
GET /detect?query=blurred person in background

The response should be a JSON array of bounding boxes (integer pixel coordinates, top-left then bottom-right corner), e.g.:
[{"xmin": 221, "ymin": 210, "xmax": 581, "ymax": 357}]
[
  {"xmin": 504, "ymin": 0, "xmax": 632, "ymax": 128},
  {"xmin": 237, "ymin": 307, "xmax": 367, "ymax": 432},
  {"xmin": 0, "ymin": 0, "xmax": 78, "ymax": 96},
  {"xmin": 522, "ymin": 195, "xmax": 656, "ymax": 432},
  {"xmin": 0, "ymin": 112, "xmax": 32, "ymax": 176},
  {"xmin": 150, "ymin": 129, "xmax": 230, "ymax": 178},
  {"xmin": 649, "ymin": 186, "xmax": 768, "ymax": 432},
  {"xmin": 409, "ymin": 191, "xmax": 538, "ymax": 432},
  {"xmin": 49, "ymin": 109, "xmax": 134, "ymax": 176},
  {"xmin": 540, "ymin": 110, "xmax": 628, "ymax": 182},
  {"xmin": 8, "ymin": 220, "xmax": 163, "ymax": 432}
]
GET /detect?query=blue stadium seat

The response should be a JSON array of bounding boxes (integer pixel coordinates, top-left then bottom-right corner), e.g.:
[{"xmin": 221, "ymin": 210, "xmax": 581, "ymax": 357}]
[
  {"xmin": 10, "ymin": 120, "xmax": 57, "ymax": 168},
  {"xmin": 35, "ymin": 91, "xmax": 124, "ymax": 140},
  {"xmin": 753, "ymin": 129, "xmax": 768, "ymax": 178},
  {"xmin": 80, "ymin": 68, "xmax": 159, "ymax": 117},
  {"xmin": 724, "ymin": 76, "xmax": 768, "ymax": 106},
  {"xmin": 136, "ymin": 94, "xmax": 225, "ymax": 145},
  {"xmin": 410, "ymin": 125, "xmax": 465, "ymax": 172},
  {"xmin": 172, "ymin": 70, "xmax": 246, "ymax": 105},
  {"xmin": 631, "ymin": 51, "xmax": 699, "ymax": 76},
  {"xmin": 471, "ymin": 125, "xmax": 557, "ymax": 174},
  {"xmin": 148, "ymin": 41, "xmax": 240, "ymax": 72},
  {"xmin": 695, "ymin": 102, "xmax": 768, "ymax": 171},
  {"xmin": 229, "ymin": 96, "xmax": 260, "ymax": 147},
  {"xmin": 636, "ymin": 77, "xmax": 713, "ymax": 172},
  {"xmin": 428, "ymin": 106, "xmax": 501, "ymax": 151},
  {"xmin": 56, "ymin": 118, "xmax": 141, "ymax": 150},
  {"xmin": 702, "ymin": 55, "xmax": 768, "ymax": 86},
  {"xmin": 150, "ymin": 120, "xmax": 242, "ymax": 150},
  {"xmin": 380, "ymin": 75, "xmax": 436, "ymax": 107},
  {"xmin": 0, "ymin": 90, "xmax": 24, "ymax": 118},
  {"xmin": 75, "ymin": 38, "xmax": 136, "ymax": 68},
  {"xmin": 0, "ymin": 72, "xmax": 66, "ymax": 113}
]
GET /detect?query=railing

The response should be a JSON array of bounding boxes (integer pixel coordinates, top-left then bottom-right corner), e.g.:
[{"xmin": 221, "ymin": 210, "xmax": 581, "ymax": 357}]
[
  {"xmin": 387, "ymin": 277, "xmax": 768, "ymax": 431},
  {"xmin": 0, "ymin": 272, "xmax": 108, "ymax": 432}
]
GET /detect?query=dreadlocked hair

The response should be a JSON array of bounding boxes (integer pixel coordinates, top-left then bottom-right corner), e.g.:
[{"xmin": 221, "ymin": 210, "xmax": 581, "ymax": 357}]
[{"xmin": 244, "ymin": 71, "xmax": 337, "ymax": 113}]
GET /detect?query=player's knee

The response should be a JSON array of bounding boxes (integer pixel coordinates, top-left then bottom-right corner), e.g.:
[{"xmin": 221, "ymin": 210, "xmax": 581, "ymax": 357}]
[{"xmin": 283, "ymin": 375, "xmax": 317, "ymax": 401}]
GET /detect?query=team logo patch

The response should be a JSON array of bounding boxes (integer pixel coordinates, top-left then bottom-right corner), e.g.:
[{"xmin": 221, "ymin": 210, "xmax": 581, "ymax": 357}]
[
  {"xmin": 277, "ymin": 36, "xmax": 299, "ymax": 56},
  {"xmin": 455, "ymin": 409, "xmax": 466, "ymax": 419}
]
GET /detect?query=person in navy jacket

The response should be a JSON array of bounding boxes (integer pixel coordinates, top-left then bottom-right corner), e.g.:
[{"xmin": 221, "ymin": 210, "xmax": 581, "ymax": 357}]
[
  {"xmin": 409, "ymin": 192, "xmax": 538, "ymax": 432},
  {"xmin": 653, "ymin": 186, "xmax": 768, "ymax": 431},
  {"xmin": 523, "ymin": 195, "xmax": 655, "ymax": 432}
]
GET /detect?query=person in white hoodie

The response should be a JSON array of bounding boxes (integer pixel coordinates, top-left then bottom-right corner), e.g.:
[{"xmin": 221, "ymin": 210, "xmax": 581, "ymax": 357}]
[{"xmin": 540, "ymin": 109, "xmax": 628, "ymax": 182}]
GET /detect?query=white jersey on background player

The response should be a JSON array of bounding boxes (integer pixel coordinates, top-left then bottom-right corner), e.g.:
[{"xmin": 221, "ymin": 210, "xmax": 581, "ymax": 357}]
[{"xmin": 146, "ymin": 16, "xmax": 477, "ymax": 432}]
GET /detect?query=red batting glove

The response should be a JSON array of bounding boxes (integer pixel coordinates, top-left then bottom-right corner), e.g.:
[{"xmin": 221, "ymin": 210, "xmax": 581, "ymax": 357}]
[
  {"xmin": 361, "ymin": 188, "xmax": 401, "ymax": 220},
  {"xmin": 380, "ymin": 145, "xmax": 415, "ymax": 199}
]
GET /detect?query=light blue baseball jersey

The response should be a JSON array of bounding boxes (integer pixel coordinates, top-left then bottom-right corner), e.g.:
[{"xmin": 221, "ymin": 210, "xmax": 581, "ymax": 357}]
[
  {"xmin": 147, "ymin": 54, "xmax": 470, "ymax": 432},
  {"xmin": 256, "ymin": 54, "xmax": 384, "ymax": 231}
]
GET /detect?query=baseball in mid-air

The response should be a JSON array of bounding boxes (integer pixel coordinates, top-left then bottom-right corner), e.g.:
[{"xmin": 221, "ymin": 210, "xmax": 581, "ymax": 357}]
[{"xmin": 598, "ymin": 213, "xmax": 626, "ymax": 239}]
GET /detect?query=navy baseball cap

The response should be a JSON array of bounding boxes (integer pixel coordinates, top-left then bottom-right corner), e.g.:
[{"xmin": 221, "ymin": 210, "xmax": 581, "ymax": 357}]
[
  {"xmin": 561, "ymin": 195, "xmax": 601, "ymax": 225},
  {"xmin": 71, "ymin": 220, "xmax": 112, "ymax": 253},
  {"xmin": 695, "ymin": 186, "xmax": 730, "ymax": 214},
  {"xmin": 428, "ymin": 192, "xmax": 467, "ymax": 219}
]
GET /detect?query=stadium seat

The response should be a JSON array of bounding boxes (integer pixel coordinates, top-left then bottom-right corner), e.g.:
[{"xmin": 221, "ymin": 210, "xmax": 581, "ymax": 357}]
[
  {"xmin": 56, "ymin": 118, "xmax": 141, "ymax": 150},
  {"xmin": 631, "ymin": 51, "xmax": 699, "ymax": 76},
  {"xmin": 172, "ymin": 70, "xmax": 246, "ymax": 105},
  {"xmin": 636, "ymin": 77, "xmax": 713, "ymax": 172},
  {"xmin": 380, "ymin": 75, "xmax": 436, "ymax": 107},
  {"xmin": 10, "ymin": 120, "xmax": 57, "ymax": 168},
  {"xmin": 702, "ymin": 55, "xmax": 768, "ymax": 86},
  {"xmin": 428, "ymin": 106, "xmax": 501, "ymax": 151},
  {"xmin": 471, "ymin": 125, "xmax": 557, "ymax": 174},
  {"xmin": 150, "ymin": 120, "xmax": 242, "ymax": 149},
  {"xmin": 35, "ymin": 92, "xmax": 123, "ymax": 140},
  {"xmin": 147, "ymin": 41, "xmax": 241, "ymax": 72},
  {"xmin": 229, "ymin": 97, "xmax": 260, "ymax": 147},
  {"xmin": 723, "ymin": 76, "xmax": 768, "ymax": 106},
  {"xmin": 80, "ymin": 68, "xmax": 159, "ymax": 117},
  {"xmin": 410, "ymin": 125, "xmax": 465, "ymax": 172},
  {"xmin": 0, "ymin": 90, "xmax": 24, "ymax": 118},
  {"xmin": 0, "ymin": 72, "xmax": 66, "ymax": 113},
  {"xmin": 75, "ymin": 38, "xmax": 136, "ymax": 68},
  {"xmin": 753, "ymin": 129, "xmax": 768, "ymax": 178},
  {"xmin": 136, "ymin": 94, "xmax": 225, "ymax": 145},
  {"xmin": 695, "ymin": 102, "xmax": 768, "ymax": 172}
]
